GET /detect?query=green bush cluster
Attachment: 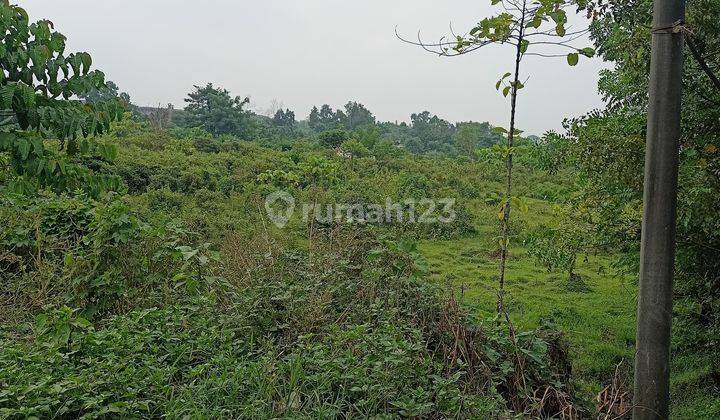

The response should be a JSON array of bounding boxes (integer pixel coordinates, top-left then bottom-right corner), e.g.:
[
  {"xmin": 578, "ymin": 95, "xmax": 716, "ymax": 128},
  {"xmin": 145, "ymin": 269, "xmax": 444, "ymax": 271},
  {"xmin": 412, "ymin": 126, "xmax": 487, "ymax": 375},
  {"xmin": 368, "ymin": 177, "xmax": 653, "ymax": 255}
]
[
  {"xmin": 0, "ymin": 62, "xmax": 577, "ymax": 419},
  {"xmin": 1, "ymin": 225, "xmax": 576, "ymax": 418}
]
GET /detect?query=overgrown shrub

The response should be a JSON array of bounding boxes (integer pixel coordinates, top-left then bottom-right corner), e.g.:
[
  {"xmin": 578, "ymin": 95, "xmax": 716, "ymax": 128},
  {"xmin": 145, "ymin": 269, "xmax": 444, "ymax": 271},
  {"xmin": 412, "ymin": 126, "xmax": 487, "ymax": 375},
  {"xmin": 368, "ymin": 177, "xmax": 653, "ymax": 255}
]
[{"xmin": 1, "ymin": 226, "xmax": 579, "ymax": 418}]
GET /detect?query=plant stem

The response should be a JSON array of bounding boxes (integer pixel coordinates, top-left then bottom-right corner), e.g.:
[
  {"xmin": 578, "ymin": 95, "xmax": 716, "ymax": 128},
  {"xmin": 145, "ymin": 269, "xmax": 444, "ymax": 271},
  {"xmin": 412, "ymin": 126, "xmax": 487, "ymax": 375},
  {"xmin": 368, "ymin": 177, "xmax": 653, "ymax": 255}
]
[
  {"xmin": 686, "ymin": 36, "xmax": 720, "ymax": 92},
  {"xmin": 497, "ymin": 0, "xmax": 526, "ymax": 315}
]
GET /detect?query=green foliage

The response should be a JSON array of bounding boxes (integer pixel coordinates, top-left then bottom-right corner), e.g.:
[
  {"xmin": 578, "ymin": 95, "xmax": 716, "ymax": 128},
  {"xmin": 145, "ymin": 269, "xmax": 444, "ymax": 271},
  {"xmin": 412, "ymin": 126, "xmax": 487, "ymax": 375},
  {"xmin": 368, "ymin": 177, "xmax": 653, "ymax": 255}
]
[
  {"xmin": 307, "ymin": 101, "xmax": 375, "ymax": 133},
  {"xmin": 271, "ymin": 107, "xmax": 296, "ymax": 136},
  {"xmin": 564, "ymin": 0, "xmax": 720, "ymax": 413},
  {"xmin": 0, "ymin": 191, "xmax": 181, "ymax": 316},
  {"xmin": 454, "ymin": 121, "xmax": 503, "ymax": 158},
  {"xmin": 180, "ymin": 83, "xmax": 253, "ymax": 137},
  {"xmin": 342, "ymin": 101, "xmax": 375, "ymax": 130},
  {"xmin": 406, "ymin": 111, "xmax": 455, "ymax": 154},
  {"xmin": 0, "ymin": 225, "xmax": 575, "ymax": 418},
  {"xmin": 526, "ymin": 220, "xmax": 587, "ymax": 292},
  {"xmin": 307, "ymin": 104, "xmax": 344, "ymax": 132},
  {"xmin": 339, "ymin": 138, "xmax": 369, "ymax": 159},
  {"xmin": 0, "ymin": 2, "xmax": 123, "ymax": 197},
  {"xmin": 418, "ymin": 234, "xmax": 636, "ymax": 395},
  {"xmin": 317, "ymin": 128, "xmax": 349, "ymax": 149},
  {"xmin": 78, "ymin": 80, "xmax": 131, "ymax": 106},
  {"xmin": 272, "ymin": 108, "xmax": 295, "ymax": 127},
  {"xmin": 9, "ymin": 0, "xmax": 720, "ymax": 414},
  {"xmin": 448, "ymin": 0, "xmax": 593, "ymax": 65}
]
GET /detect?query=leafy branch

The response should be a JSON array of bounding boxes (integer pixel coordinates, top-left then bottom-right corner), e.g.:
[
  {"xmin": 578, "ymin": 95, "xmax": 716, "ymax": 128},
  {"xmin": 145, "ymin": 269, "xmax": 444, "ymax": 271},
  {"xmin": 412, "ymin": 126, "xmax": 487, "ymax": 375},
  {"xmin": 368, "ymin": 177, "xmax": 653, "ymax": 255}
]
[{"xmin": 0, "ymin": 2, "xmax": 125, "ymax": 196}]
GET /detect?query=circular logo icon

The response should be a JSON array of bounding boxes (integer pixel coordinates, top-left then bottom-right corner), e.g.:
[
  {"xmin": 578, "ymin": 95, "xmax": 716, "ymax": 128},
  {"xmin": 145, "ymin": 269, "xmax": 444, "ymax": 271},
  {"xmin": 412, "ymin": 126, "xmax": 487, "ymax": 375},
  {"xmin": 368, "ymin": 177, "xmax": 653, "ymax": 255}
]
[{"xmin": 264, "ymin": 190, "xmax": 295, "ymax": 228}]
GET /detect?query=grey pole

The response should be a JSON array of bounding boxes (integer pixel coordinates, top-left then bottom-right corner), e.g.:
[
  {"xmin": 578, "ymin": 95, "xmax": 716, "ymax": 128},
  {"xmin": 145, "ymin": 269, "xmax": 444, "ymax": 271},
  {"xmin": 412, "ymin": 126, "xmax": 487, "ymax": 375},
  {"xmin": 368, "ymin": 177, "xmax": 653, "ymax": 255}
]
[{"xmin": 632, "ymin": 0, "xmax": 685, "ymax": 417}]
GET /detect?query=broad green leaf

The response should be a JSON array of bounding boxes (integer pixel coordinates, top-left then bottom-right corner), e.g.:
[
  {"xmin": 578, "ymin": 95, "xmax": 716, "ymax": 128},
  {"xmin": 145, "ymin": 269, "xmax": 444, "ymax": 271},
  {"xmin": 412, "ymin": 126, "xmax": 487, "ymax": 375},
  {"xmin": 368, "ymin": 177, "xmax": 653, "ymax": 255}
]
[
  {"xmin": 580, "ymin": 47, "xmax": 595, "ymax": 57},
  {"xmin": 0, "ymin": 84, "xmax": 15, "ymax": 108},
  {"xmin": 17, "ymin": 138, "xmax": 31, "ymax": 160},
  {"xmin": 566, "ymin": 53, "xmax": 579, "ymax": 66},
  {"xmin": 520, "ymin": 39, "xmax": 529, "ymax": 54},
  {"xmin": 49, "ymin": 32, "xmax": 66, "ymax": 53},
  {"xmin": 30, "ymin": 137, "xmax": 43, "ymax": 157},
  {"xmin": 80, "ymin": 52, "xmax": 92, "ymax": 75}
]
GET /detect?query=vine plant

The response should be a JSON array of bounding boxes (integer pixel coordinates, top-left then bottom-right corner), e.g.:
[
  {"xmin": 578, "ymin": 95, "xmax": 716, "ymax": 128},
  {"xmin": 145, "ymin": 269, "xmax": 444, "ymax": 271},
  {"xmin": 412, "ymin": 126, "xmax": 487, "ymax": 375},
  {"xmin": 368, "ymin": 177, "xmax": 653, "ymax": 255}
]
[{"xmin": 399, "ymin": 0, "xmax": 594, "ymax": 314}]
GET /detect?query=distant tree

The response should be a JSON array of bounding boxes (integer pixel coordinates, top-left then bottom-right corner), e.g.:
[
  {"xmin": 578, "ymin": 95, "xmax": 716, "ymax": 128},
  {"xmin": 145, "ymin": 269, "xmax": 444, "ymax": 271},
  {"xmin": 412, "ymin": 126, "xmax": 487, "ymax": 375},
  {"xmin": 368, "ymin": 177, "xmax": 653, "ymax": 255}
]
[
  {"xmin": 334, "ymin": 109, "xmax": 347, "ymax": 126},
  {"xmin": 454, "ymin": 124, "xmax": 480, "ymax": 158},
  {"xmin": 318, "ymin": 129, "xmax": 350, "ymax": 149},
  {"xmin": 307, "ymin": 106, "xmax": 320, "ymax": 131},
  {"xmin": 318, "ymin": 104, "xmax": 337, "ymax": 131},
  {"xmin": 372, "ymin": 139, "xmax": 403, "ymax": 160},
  {"xmin": 355, "ymin": 124, "xmax": 381, "ymax": 149},
  {"xmin": 343, "ymin": 101, "xmax": 375, "ymax": 130},
  {"xmin": 454, "ymin": 122, "xmax": 502, "ymax": 158},
  {"xmin": 147, "ymin": 103, "xmax": 174, "ymax": 131},
  {"xmin": 308, "ymin": 104, "xmax": 345, "ymax": 132},
  {"xmin": 375, "ymin": 121, "xmax": 417, "ymax": 152},
  {"xmin": 183, "ymin": 83, "xmax": 252, "ymax": 137},
  {"xmin": 526, "ymin": 207, "xmax": 590, "ymax": 291},
  {"xmin": 525, "ymin": 134, "xmax": 540, "ymax": 144},
  {"xmin": 170, "ymin": 108, "xmax": 192, "ymax": 129},
  {"xmin": 272, "ymin": 108, "xmax": 296, "ymax": 128},
  {"xmin": 409, "ymin": 111, "xmax": 455, "ymax": 153}
]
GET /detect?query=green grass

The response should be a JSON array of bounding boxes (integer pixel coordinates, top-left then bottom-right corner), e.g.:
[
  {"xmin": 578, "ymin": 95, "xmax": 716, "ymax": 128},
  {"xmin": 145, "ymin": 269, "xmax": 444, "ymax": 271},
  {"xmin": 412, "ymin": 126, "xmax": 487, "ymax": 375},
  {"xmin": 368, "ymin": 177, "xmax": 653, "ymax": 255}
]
[
  {"xmin": 420, "ymin": 199, "xmax": 720, "ymax": 418},
  {"xmin": 419, "ymin": 200, "xmax": 637, "ymax": 397},
  {"xmin": 670, "ymin": 353, "xmax": 720, "ymax": 419}
]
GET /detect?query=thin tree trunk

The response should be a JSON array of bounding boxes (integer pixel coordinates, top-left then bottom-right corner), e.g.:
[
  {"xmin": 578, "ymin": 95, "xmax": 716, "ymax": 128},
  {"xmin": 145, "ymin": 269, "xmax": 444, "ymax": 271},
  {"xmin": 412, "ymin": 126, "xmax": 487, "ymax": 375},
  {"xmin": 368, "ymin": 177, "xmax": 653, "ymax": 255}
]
[{"xmin": 497, "ymin": 0, "xmax": 526, "ymax": 314}]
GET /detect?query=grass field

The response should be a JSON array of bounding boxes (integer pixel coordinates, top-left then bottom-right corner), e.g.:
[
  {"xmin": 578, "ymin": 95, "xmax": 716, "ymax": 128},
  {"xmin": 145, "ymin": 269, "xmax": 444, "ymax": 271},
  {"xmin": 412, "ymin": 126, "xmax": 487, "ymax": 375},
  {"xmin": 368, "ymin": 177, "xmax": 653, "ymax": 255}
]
[
  {"xmin": 419, "ymin": 198, "xmax": 637, "ymax": 404},
  {"xmin": 419, "ymin": 238, "xmax": 636, "ymax": 386},
  {"xmin": 419, "ymin": 197, "xmax": 720, "ymax": 418}
]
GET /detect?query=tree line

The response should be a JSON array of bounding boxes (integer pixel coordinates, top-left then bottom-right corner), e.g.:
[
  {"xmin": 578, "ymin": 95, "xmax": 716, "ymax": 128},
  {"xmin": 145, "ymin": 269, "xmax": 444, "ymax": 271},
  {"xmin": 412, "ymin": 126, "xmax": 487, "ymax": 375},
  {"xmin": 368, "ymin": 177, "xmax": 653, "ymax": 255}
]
[{"xmin": 152, "ymin": 83, "xmax": 516, "ymax": 157}]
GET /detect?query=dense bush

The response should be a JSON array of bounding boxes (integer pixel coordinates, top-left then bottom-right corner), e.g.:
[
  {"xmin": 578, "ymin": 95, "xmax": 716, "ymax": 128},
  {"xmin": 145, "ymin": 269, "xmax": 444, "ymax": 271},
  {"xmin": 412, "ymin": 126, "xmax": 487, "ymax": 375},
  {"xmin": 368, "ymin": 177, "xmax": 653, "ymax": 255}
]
[
  {"xmin": 1, "ymin": 106, "xmax": 580, "ymax": 418},
  {"xmin": 0, "ymin": 227, "xmax": 577, "ymax": 418}
]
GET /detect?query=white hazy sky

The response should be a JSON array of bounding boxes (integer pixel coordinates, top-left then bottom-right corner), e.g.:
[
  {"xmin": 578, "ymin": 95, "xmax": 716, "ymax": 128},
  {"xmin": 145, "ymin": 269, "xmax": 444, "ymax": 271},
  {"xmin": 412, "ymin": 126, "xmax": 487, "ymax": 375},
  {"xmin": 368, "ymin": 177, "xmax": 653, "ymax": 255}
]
[{"xmin": 21, "ymin": 0, "xmax": 611, "ymax": 135}]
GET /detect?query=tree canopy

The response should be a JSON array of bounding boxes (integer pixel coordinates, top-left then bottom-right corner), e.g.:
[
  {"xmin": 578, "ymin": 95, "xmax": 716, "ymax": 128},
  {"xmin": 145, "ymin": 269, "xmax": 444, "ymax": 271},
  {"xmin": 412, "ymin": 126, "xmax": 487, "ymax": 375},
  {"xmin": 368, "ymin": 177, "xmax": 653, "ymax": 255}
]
[{"xmin": 182, "ymin": 83, "xmax": 253, "ymax": 138}]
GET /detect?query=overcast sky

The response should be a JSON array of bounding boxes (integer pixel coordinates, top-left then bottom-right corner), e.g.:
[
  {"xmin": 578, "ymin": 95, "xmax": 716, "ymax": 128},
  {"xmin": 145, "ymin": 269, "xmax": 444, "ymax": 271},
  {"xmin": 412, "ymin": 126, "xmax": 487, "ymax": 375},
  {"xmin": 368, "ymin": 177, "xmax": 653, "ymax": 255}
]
[{"xmin": 22, "ymin": 0, "xmax": 611, "ymax": 135}]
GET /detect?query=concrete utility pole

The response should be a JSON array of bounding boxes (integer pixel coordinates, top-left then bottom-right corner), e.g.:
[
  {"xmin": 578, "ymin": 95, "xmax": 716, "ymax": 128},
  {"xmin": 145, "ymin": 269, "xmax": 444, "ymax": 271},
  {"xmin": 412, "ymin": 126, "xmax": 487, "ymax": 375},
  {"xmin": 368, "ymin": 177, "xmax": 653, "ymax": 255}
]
[{"xmin": 633, "ymin": 0, "xmax": 685, "ymax": 417}]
